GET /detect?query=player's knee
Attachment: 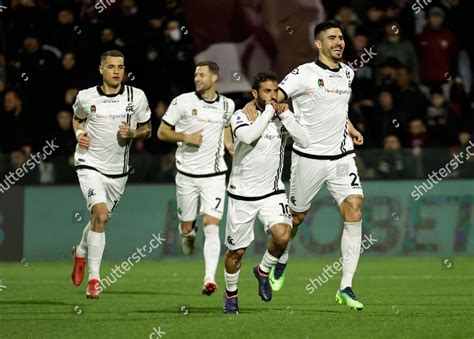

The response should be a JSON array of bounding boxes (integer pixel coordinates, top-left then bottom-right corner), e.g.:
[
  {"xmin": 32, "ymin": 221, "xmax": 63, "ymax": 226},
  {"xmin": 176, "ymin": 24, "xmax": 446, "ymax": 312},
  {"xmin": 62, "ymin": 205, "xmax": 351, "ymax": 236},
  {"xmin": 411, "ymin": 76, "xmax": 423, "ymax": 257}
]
[
  {"xmin": 179, "ymin": 221, "xmax": 195, "ymax": 235},
  {"xmin": 292, "ymin": 211, "xmax": 307, "ymax": 227},
  {"xmin": 93, "ymin": 211, "xmax": 109, "ymax": 226},
  {"xmin": 342, "ymin": 195, "xmax": 363, "ymax": 222},
  {"xmin": 272, "ymin": 224, "xmax": 291, "ymax": 248}
]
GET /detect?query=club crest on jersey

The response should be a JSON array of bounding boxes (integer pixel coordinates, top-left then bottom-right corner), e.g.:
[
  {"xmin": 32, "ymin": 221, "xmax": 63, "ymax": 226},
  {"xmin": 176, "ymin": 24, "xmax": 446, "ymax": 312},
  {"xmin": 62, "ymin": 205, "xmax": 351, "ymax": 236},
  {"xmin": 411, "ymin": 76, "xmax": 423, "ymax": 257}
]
[
  {"xmin": 318, "ymin": 79, "xmax": 324, "ymax": 87},
  {"xmin": 90, "ymin": 105, "xmax": 96, "ymax": 113},
  {"xmin": 192, "ymin": 109, "xmax": 198, "ymax": 117},
  {"xmin": 126, "ymin": 103, "xmax": 134, "ymax": 113}
]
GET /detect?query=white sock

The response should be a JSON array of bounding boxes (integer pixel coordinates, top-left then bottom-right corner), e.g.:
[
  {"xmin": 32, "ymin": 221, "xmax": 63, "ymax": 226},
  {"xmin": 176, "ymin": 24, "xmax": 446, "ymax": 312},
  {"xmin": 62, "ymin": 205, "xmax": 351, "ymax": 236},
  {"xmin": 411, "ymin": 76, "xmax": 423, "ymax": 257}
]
[
  {"xmin": 224, "ymin": 269, "xmax": 239, "ymax": 292},
  {"xmin": 340, "ymin": 221, "xmax": 362, "ymax": 289},
  {"xmin": 87, "ymin": 231, "xmax": 106, "ymax": 281},
  {"xmin": 259, "ymin": 250, "xmax": 278, "ymax": 274},
  {"xmin": 76, "ymin": 221, "xmax": 91, "ymax": 258},
  {"xmin": 203, "ymin": 224, "xmax": 220, "ymax": 282},
  {"xmin": 277, "ymin": 240, "xmax": 292, "ymax": 264}
]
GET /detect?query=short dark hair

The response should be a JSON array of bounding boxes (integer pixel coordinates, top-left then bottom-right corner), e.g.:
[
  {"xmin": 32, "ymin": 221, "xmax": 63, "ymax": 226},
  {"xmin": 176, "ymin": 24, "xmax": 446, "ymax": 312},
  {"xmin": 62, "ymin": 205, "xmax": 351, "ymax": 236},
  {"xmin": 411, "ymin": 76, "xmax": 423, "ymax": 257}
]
[
  {"xmin": 314, "ymin": 21, "xmax": 342, "ymax": 40},
  {"xmin": 100, "ymin": 50, "xmax": 125, "ymax": 64},
  {"xmin": 196, "ymin": 61, "xmax": 220, "ymax": 75},
  {"xmin": 252, "ymin": 72, "xmax": 278, "ymax": 91}
]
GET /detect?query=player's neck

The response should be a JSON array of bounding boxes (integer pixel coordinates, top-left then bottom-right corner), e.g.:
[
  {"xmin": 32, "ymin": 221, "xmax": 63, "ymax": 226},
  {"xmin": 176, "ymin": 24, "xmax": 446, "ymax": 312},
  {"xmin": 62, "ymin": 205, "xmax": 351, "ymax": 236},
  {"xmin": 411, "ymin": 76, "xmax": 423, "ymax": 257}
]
[
  {"xmin": 318, "ymin": 55, "xmax": 339, "ymax": 70},
  {"xmin": 199, "ymin": 89, "xmax": 217, "ymax": 102},
  {"xmin": 101, "ymin": 83, "xmax": 122, "ymax": 95}
]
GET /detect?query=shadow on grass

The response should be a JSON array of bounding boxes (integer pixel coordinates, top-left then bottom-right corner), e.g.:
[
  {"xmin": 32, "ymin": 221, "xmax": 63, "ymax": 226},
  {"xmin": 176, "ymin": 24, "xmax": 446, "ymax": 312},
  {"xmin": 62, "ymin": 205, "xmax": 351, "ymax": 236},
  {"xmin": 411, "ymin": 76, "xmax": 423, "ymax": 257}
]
[{"xmin": 105, "ymin": 290, "xmax": 185, "ymax": 296}]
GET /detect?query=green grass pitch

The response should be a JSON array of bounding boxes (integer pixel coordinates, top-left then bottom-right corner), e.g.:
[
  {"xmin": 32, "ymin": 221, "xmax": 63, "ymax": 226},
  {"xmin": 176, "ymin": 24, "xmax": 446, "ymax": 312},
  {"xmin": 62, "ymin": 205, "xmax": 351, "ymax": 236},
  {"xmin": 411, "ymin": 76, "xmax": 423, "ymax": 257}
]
[{"xmin": 0, "ymin": 257, "xmax": 473, "ymax": 338}]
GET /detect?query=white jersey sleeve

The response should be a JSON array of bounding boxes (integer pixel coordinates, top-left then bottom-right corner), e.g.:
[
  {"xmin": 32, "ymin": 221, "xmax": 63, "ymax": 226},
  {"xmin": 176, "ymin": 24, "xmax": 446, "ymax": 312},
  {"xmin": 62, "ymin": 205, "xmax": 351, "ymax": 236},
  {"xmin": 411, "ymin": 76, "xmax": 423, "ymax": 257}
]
[
  {"xmin": 162, "ymin": 97, "xmax": 183, "ymax": 126},
  {"xmin": 231, "ymin": 105, "xmax": 274, "ymax": 144},
  {"xmin": 279, "ymin": 110, "xmax": 309, "ymax": 148},
  {"xmin": 136, "ymin": 91, "xmax": 152, "ymax": 123},
  {"xmin": 279, "ymin": 67, "xmax": 309, "ymax": 99},
  {"xmin": 73, "ymin": 92, "xmax": 87, "ymax": 119}
]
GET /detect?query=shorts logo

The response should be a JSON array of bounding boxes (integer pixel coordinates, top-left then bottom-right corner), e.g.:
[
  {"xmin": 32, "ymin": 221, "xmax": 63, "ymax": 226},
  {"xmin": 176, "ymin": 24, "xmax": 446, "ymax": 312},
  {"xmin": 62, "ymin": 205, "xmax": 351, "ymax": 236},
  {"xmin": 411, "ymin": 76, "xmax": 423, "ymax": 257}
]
[
  {"xmin": 177, "ymin": 207, "xmax": 182, "ymax": 216},
  {"xmin": 90, "ymin": 105, "xmax": 97, "ymax": 113},
  {"xmin": 290, "ymin": 195, "xmax": 296, "ymax": 206},
  {"xmin": 192, "ymin": 109, "xmax": 198, "ymax": 117},
  {"xmin": 87, "ymin": 189, "xmax": 96, "ymax": 198},
  {"xmin": 318, "ymin": 79, "xmax": 324, "ymax": 88},
  {"xmin": 227, "ymin": 236, "xmax": 235, "ymax": 246},
  {"xmin": 291, "ymin": 67, "xmax": 300, "ymax": 75}
]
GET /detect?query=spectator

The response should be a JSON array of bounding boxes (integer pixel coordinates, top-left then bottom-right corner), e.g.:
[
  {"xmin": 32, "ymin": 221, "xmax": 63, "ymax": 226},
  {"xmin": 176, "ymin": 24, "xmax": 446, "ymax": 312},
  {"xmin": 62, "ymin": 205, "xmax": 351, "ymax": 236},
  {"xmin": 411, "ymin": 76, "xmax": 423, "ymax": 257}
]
[
  {"xmin": 416, "ymin": 7, "xmax": 457, "ymax": 87},
  {"xmin": 373, "ymin": 134, "xmax": 417, "ymax": 179},
  {"xmin": 359, "ymin": 3, "xmax": 386, "ymax": 46},
  {"xmin": 52, "ymin": 109, "xmax": 76, "ymax": 183},
  {"xmin": 393, "ymin": 65, "xmax": 429, "ymax": 121},
  {"xmin": 157, "ymin": 18, "xmax": 195, "ymax": 98},
  {"xmin": 1, "ymin": 89, "xmax": 32, "ymax": 153},
  {"xmin": 426, "ymin": 86, "xmax": 457, "ymax": 146},
  {"xmin": 375, "ymin": 21, "xmax": 419, "ymax": 84}
]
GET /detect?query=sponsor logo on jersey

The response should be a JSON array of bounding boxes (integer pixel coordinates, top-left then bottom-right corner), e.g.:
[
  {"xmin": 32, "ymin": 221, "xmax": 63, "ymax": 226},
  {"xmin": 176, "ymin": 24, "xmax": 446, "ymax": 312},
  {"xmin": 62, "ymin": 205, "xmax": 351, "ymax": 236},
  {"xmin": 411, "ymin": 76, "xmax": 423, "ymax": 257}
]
[
  {"xmin": 90, "ymin": 105, "xmax": 97, "ymax": 113},
  {"xmin": 318, "ymin": 79, "xmax": 324, "ymax": 87},
  {"xmin": 103, "ymin": 99, "xmax": 119, "ymax": 103},
  {"xmin": 324, "ymin": 88, "xmax": 351, "ymax": 95}
]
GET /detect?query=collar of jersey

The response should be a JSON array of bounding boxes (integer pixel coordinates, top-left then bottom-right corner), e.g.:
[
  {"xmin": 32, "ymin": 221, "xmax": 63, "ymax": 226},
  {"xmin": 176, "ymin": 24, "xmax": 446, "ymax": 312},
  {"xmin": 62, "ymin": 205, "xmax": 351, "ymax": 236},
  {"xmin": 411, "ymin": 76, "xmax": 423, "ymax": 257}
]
[
  {"xmin": 96, "ymin": 85, "xmax": 125, "ymax": 97},
  {"xmin": 195, "ymin": 91, "xmax": 220, "ymax": 104},
  {"xmin": 314, "ymin": 59, "xmax": 341, "ymax": 73}
]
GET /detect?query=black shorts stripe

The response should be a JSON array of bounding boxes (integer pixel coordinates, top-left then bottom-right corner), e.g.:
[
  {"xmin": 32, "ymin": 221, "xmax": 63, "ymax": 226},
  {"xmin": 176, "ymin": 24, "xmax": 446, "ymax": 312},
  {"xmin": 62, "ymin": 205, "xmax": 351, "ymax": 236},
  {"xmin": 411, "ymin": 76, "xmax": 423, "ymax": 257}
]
[
  {"xmin": 227, "ymin": 189, "xmax": 286, "ymax": 201},
  {"xmin": 75, "ymin": 165, "xmax": 129, "ymax": 178},
  {"xmin": 177, "ymin": 169, "xmax": 227, "ymax": 178},
  {"xmin": 162, "ymin": 119, "xmax": 174, "ymax": 127},
  {"xmin": 292, "ymin": 148, "xmax": 355, "ymax": 160}
]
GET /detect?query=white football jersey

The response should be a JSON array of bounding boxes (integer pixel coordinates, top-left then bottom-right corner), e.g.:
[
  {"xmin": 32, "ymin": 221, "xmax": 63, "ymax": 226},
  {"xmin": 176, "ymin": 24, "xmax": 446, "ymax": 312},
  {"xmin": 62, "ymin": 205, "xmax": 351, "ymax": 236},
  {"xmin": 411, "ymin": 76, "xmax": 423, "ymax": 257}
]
[
  {"xmin": 73, "ymin": 85, "xmax": 151, "ymax": 176},
  {"xmin": 162, "ymin": 92, "xmax": 235, "ymax": 176},
  {"xmin": 279, "ymin": 60, "xmax": 355, "ymax": 158},
  {"xmin": 227, "ymin": 107, "xmax": 292, "ymax": 199}
]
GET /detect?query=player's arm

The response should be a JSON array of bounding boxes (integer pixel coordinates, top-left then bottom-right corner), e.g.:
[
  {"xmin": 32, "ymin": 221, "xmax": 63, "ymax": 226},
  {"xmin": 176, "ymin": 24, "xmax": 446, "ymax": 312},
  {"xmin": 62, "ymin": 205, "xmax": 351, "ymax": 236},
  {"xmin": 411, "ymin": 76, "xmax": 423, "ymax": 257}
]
[
  {"xmin": 234, "ymin": 104, "xmax": 275, "ymax": 144},
  {"xmin": 242, "ymin": 90, "xmax": 287, "ymax": 122},
  {"xmin": 119, "ymin": 120, "xmax": 152, "ymax": 140},
  {"xmin": 224, "ymin": 126, "xmax": 234, "ymax": 156},
  {"xmin": 157, "ymin": 122, "xmax": 203, "ymax": 146},
  {"xmin": 276, "ymin": 104, "xmax": 309, "ymax": 148},
  {"xmin": 348, "ymin": 119, "xmax": 364, "ymax": 146},
  {"xmin": 72, "ymin": 93, "xmax": 90, "ymax": 149}
]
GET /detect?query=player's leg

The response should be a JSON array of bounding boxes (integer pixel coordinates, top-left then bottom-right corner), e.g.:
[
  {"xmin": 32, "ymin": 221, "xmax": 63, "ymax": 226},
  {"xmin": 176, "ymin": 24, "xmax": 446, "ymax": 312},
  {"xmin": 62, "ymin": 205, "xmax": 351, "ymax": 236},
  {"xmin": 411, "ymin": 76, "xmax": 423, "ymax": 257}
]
[
  {"xmin": 175, "ymin": 173, "xmax": 200, "ymax": 255},
  {"xmin": 272, "ymin": 155, "xmax": 326, "ymax": 289},
  {"xmin": 199, "ymin": 175, "xmax": 225, "ymax": 295},
  {"xmin": 327, "ymin": 156, "xmax": 364, "ymax": 310},
  {"xmin": 73, "ymin": 169, "xmax": 107, "ymax": 290},
  {"xmin": 256, "ymin": 194, "xmax": 292, "ymax": 298},
  {"xmin": 223, "ymin": 248, "xmax": 245, "ymax": 314},
  {"xmin": 223, "ymin": 197, "xmax": 257, "ymax": 314}
]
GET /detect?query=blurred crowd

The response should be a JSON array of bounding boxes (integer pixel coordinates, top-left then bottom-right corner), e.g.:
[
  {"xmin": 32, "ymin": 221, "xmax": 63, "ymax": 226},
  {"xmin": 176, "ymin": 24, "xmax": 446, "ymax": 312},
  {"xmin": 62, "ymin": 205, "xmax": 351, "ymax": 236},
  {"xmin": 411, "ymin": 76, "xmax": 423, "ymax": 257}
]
[{"xmin": 0, "ymin": 0, "xmax": 472, "ymax": 184}]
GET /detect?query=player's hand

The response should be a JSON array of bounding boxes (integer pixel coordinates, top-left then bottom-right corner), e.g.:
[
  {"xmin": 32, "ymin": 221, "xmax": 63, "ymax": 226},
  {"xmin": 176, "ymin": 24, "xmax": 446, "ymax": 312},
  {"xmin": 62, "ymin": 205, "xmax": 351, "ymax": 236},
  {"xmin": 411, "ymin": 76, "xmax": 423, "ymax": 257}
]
[
  {"xmin": 275, "ymin": 103, "xmax": 289, "ymax": 115},
  {"xmin": 350, "ymin": 129, "xmax": 364, "ymax": 146},
  {"xmin": 184, "ymin": 129, "xmax": 203, "ymax": 146},
  {"xmin": 225, "ymin": 142, "xmax": 235, "ymax": 156},
  {"xmin": 242, "ymin": 100, "xmax": 258, "ymax": 122},
  {"xmin": 77, "ymin": 132, "xmax": 90, "ymax": 149},
  {"xmin": 119, "ymin": 121, "xmax": 136, "ymax": 139}
]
